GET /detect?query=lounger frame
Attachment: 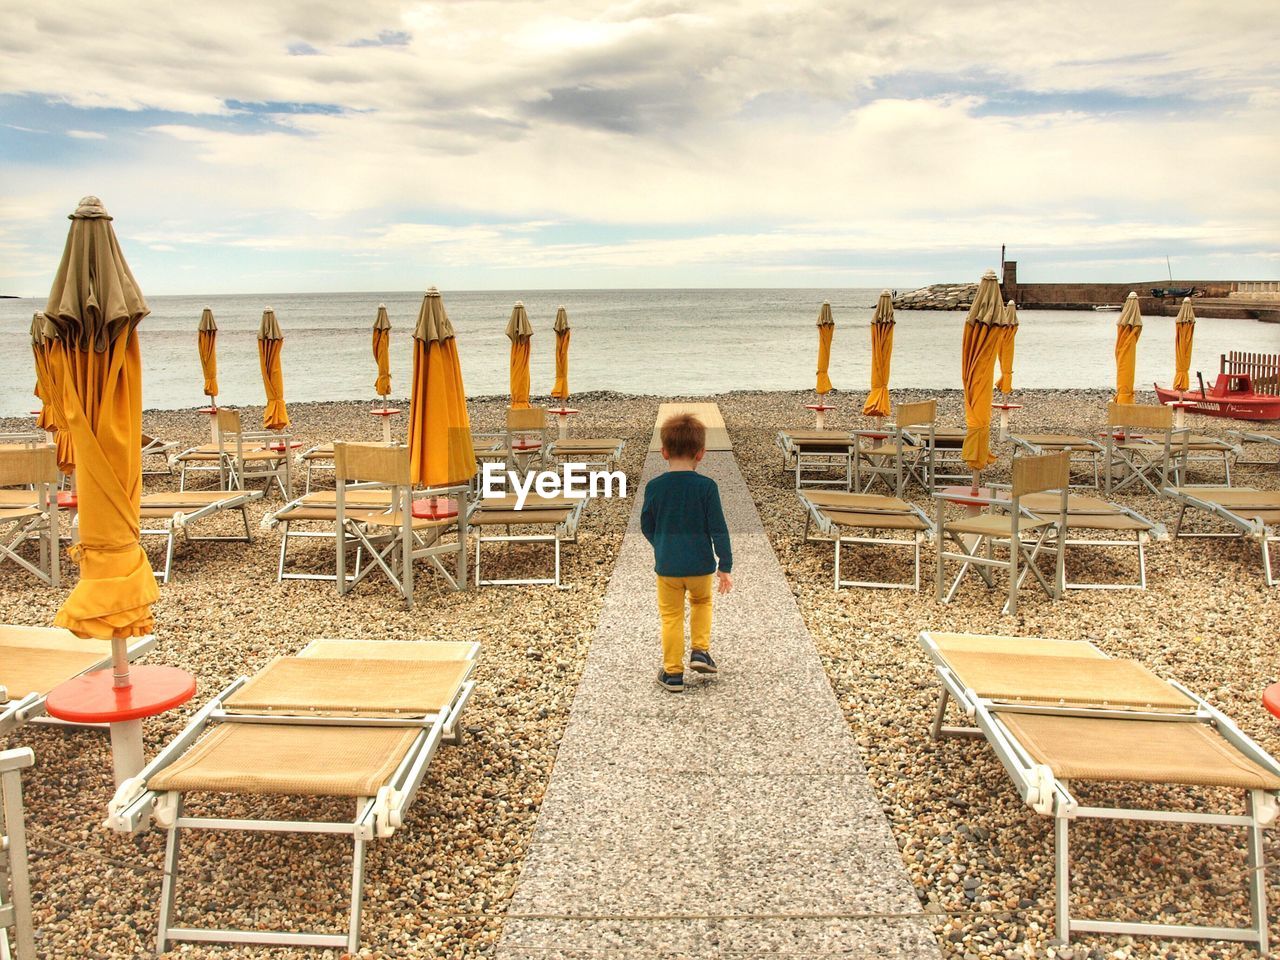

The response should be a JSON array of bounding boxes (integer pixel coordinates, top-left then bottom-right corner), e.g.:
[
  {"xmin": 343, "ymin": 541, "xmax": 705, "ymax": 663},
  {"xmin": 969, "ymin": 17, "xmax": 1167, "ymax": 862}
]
[
  {"xmin": 919, "ymin": 631, "xmax": 1280, "ymax": 952},
  {"xmin": 1013, "ymin": 495, "xmax": 1163, "ymax": 591},
  {"xmin": 799, "ymin": 494, "xmax": 931, "ymax": 590},
  {"xmin": 547, "ymin": 438, "xmax": 626, "ymax": 473},
  {"xmin": 1228, "ymin": 429, "xmax": 1280, "ymax": 469},
  {"xmin": 1010, "ymin": 434, "xmax": 1104, "ymax": 488},
  {"xmin": 140, "ymin": 491, "xmax": 262, "ymax": 584},
  {"xmin": 1, "ymin": 747, "xmax": 35, "ymax": 960},
  {"xmin": 1165, "ymin": 486, "xmax": 1277, "ymax": 586},
  {"xmin": 776, "ymin": 431, "xmax": 855, "ymax": 491},
  {"xmin": 471, "ymin": 499, "xmax": 584, "ymax": 589}
]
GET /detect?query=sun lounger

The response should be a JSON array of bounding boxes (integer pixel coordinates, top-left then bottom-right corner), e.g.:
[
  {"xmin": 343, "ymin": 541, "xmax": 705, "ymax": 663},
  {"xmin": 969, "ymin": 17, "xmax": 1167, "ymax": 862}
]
[
  {"xmin": 1164, "ymin": 486, "xmax": 1280, "ymax": 586},
  {"xmin": 174, "ymin": 409, "xmax": 292, "ymax": 497},
  {"xmin": 468, "ymin": 493, "xmax": 584, "ymax": 588},
  {"xmin": 799, "ymin": 490, "xmax": 932, "ymax": 589},
  {"xmin": 296, "ymin": 442, "xmax": 335, "ymax": 493},
  {"xmin": 1, "ymin": 626, "xmax": 157, "ymax": 736},
  {"xmin": 920, "ymin": 630, "xmax": 1280, "ymax": 952},
  {"xmin": 141, "ymin": 433, "xmax": 179, "ymax": 476},
  {"xmin": 106, "ymin": 638, "xmax": 478, "ymax": 954},
  {"xmin": 140, "ymin": 489, "xmax": 263, "ymax": 584},
  {"xmin": 776, "ymin": 429, "xmax": 856, "ymax": 490},
  {"xmin": 1010, "ymin": 433, "xmax": 1105, "ymax": 488},
  {"xmin": 264, "ymin": 489, "xmax": 394, "ymax": 582},
  {"xmin": 1229, "ymin": 428, "xmax": 1280, "ymax": 469},
  {"xmin": 1, "ymin": 746, "xmax": 35, "ymax": 960},
  {"xmin": 547, "ymin": 437, "xmax": 626, "ymax": 472},
  {"xmin": 1017, "ymin": 491, "xmax": 1164, "ymax": 590}
]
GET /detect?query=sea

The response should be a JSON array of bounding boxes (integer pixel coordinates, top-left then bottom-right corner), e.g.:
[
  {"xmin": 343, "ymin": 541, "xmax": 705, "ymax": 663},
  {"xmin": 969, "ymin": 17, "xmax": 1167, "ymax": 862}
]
[{"xmin": 2, "ymin": 288, "xmax": 1276, "ymax": 418}]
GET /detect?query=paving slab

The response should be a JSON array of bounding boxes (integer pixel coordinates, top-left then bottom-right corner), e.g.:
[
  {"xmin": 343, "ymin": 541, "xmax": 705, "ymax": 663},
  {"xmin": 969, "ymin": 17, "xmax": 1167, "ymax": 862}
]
[{"xmin": 497, "ymin": 434, "xmax": 938, "ymax": 959}]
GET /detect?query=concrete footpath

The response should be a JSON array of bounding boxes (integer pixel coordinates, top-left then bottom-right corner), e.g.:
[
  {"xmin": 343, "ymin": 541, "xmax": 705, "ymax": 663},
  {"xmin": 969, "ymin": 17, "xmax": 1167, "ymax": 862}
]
[{"xmin": 497, "ymin": 444, "xmax": 939, "ymax": 958}]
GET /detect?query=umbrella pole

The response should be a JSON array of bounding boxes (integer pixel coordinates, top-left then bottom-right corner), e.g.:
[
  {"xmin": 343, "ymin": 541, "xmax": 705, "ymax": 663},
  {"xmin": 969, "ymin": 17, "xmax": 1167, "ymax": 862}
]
[
  {"xmin": 970, "ymin": 470, "xmax": 981, "ymax": 497},
  {"xmin": 381, "ymin": 396, "xmax": 392, "ymax": 445},
  {"xmin": 109, "ymin": 637, "xmax": 144, "ymax": 786}
]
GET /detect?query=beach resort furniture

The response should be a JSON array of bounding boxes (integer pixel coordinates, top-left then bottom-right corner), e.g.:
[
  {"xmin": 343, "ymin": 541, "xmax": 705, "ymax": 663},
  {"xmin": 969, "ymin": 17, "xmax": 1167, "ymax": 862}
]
[
  {"xmin": 0, "ymin": 626, "xmax": 157, "ymax": 737},
  {"xmin": 776, "ymin": 429, "xmax": 856, "ymax": 490},
  {"xmin": 1009, "ymin": 433, "xmax": 1105, "ymax": 488},
  {"xmin": 853, "ymin": 400, "xmax": 936, "ymax": 497},
  {"xmin": 106, "ymin": 637, "xmax": 478, "ymax": 953},
  {"xmin": 1164, "ymin": 486, "xmax": 1280, "ymax": 586},
  {"xmin": 934, "ymin": 452, "xmax": 1069, "ymax": 614},
  {"xmin": 1102, "ymin": 402, "xmax": 1186, "ymax": 497},
  {"xmin": 547, "ymin": 436, "xmax": 627, "ymax": 473},
  {"xmin": 0, "ymin": 446, "xmax": 60, "ymax": 586},
  {"xmin": 266, "ymin": 489, "xmax": 392, "ymax": 582},
  {"xmin": 920, "ymin": 630, "xmax": 1280, "ymax": 952},
  {"xmin": 903, "ymin": 424, "xmax": 971, "ymax": 487},
  {"xmin": 296, "ymin": 442, "xmax": 336, "ymax": 492},
  {"xmin": 1016, "ymin": 492, "xmax": 1163, "ymax": 590},
  {"xmin": 469, "ymin": 493, "xmax": 584, "ymax": 588},
  {"xmin": 139, "ymin": 489, "xmax": 263, "ymax": 584},
  {"xmin": 798, "ymin": 490, "xmax": 932, "ymax": 590},
  {"xmin": 505, "ymin": 406, "xmax": 551, "ymax": 471},
  {"xmin": 174, "ymin": 408, "xmax": 292, "ymax": 497},
  {"xmin": 1229, "ymin": 428, "xmax": 1280, "ymax": 470},
  {"xmin": 141, "ymin": 433, "xmax": 179, "ymax": 476},
  {"xmin": 334, "ymin": 442, "xmax": 469, "ymax": 605},
  {"xmin": 1, "ymin": 747, "xmax": 35, "ymax": 960}
]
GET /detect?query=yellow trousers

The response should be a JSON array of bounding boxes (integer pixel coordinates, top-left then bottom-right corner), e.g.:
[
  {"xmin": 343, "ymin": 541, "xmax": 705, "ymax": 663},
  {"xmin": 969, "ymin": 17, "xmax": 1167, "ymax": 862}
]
[{"xmin": 656, "ymin": 574, "xmax": 713, "ymax": 675}]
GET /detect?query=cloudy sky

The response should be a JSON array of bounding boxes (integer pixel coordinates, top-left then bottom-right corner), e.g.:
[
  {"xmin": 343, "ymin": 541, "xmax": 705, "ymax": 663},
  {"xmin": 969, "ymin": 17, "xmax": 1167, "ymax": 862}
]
[{"xmin": 1, "ymin": 0, "xmax": 1276, "ymax": 295}]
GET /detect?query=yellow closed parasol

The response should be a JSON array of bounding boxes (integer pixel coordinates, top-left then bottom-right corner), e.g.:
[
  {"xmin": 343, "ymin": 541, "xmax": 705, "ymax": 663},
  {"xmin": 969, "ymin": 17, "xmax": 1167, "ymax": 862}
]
[
  {"xmin": 551, "ymin": 306, "xmax": 571, "ymax": 401},
  {"xmin": 372, "ymin": 303, "xmax": 392, "ymax": 400},
  {"xmin": 507, "ymin": 301, "xmax": 533, "ymax": 409},
  {"xmin": 31, "ymin": 312, "xmax": 56, "ymax": 432},
  {"xmin": 408, "ymin": 287, "xmax": 478, "ymax": 487},
  {"xmin": 1114, "ymin": 292, "xmax": 1143, "ymax": 404},
  {"xmin": 257, "ymin": 307, "xmax": 289, "ymax": 431},
  {"xmin": 1173, "ymin": 296, "xmax": 1195, "ymax": 392},
  {"xmin": 35, "ymin": 315, "xmax": 76, "ymax": 473},
  {"xmin": 996, "ymin": 300, "xmax": 1019, "ymax": 394},
  {"xmin": 197, "ymin": 306, "xmax": 218, "ymax": 403},
  {"xmin": 862, "ymin": 290, "xmax": 895, "ymax": 416},
  {"xmin": 815, "ymin": 301, "xmax": 834, "ymax": 395},
  {"xmin": 960, "ymin": 270, "xmax": 1003, "ymax": 476}
]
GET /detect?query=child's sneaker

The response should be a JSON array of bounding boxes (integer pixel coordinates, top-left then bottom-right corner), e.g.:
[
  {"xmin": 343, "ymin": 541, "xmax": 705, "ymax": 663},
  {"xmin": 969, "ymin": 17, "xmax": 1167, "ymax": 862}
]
[
  {"xmin": 689, "ymin": 650, "xmax": 717, "ymax": 674},
  {"xmin": 656, "ymin": 670, "xmax": 684, "ymax": 693}
]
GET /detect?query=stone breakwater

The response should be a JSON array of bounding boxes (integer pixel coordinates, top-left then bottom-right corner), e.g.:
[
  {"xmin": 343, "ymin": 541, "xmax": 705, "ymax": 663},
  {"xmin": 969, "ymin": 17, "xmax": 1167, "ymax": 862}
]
[{"xmin": 892, "ymin": 283, "xmax": 977, "ymax": 311}]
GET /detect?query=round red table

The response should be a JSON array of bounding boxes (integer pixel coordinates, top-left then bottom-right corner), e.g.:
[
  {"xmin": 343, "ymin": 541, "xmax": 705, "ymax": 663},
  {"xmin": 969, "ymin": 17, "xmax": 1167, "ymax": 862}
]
[
  {"xmin": 371, "ymin": 407, "xmax": 402, "ymax": 445},
  {"xmin": 939, "ymin": 485, "xmax": 994, "ymax": 509},
  {"xmin": 45, "ymin": 664, "xmax": 196, "ymax": 786},
  {"xmin": 266, "ymin": 440, "xmax": 303, "ymax": 453},
  {"xmin": 1264, "ymin": 683, "xmax": 1280, "ymax": 720},
  {"xmin": 547, "ymin": 406, "xmax": 580, "ymax": 439},
  {"xmin": 805, "ymin": 403, "xmax": 835, "ymax": 430},
  {"xmin": 411, "ymin": 497, "xmax": 459, "ymax": 521}
]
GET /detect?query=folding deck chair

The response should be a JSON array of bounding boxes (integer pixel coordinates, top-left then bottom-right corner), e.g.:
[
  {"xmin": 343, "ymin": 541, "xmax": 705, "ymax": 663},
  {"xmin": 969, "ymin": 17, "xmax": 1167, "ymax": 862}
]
[
  {"xmin": 853, "ymin": 400, "xmax": 936, "ymax": 497},
  {"xmin": 934, "ymin": 452, "xmax": 1069, "ymax": 614},
  {"xmin": 1010, "ymin": 433, "xmax": 1104, "ymax": 488},
  {"xmin": 1, "ymin": 747, "xmax": 35, "ymax": 960},
  {"xmin": 1164, "ymin": 486, "xmax": 1280, "ymax": 586},
  {"xmin": 334, "ymin": 442, "xmax": 469, "ymax": 605},
  {"xmin": 1103, "ymin": 403, "xmax": 1188, "ymax": 497},
  {"xmin": 141, "ymin": 433, "xmax": 179, "ymax": 476},
  {"xmin": 0, "ymin": 446, "xmax": 59, "ymax": 587},
  {"xmin": 905, "ymin": 424, "xmax": 970, "ymax": 486},
  {"xmin": 1017, "ymin": 492, "xmax": 1164, "ymax": 590},
  {"xmin": 1, "ymin": 625, "xmax": 157, "ymax": 736},
  {"xmin": 175, "ymin": 409, "xmax": 292, "ymax": 497},
  {"xmin": 798, "ymin": 490, "xmax": 932, "ymax": 590},
  {"xmin": 265, "ymin": 489, "xmax": 393, "ymax": 582},
  {"xmin": 140, "ymin": 489, "xmax": 263, "ymax": 584},
  {"xmin": 469, "ymin": 493, "xmax": 584, "ymax": 588},
  {"xmin": 106, "ymin": 638, "xmax": 478, "ymax": 954},
  {"xmin": 920, "ymin": 630, "xmax": 1280, "ymax": 952},
  {"xmin": 776, "ymin": 430, "xmax": 856, "ymax": 490}
]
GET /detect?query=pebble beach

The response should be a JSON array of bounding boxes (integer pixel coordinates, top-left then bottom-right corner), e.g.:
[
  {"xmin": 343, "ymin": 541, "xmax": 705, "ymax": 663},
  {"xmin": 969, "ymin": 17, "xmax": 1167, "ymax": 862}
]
[{"xmin": 2, "ymin": 388, "xmax": 1278, "ymax": 960}]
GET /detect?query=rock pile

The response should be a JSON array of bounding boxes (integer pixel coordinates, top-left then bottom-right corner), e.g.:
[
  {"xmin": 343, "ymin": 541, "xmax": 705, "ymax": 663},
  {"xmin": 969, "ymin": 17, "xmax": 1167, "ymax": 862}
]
[{"xmin": 894, "ymin": 283, "xmax": 978, "ymax": 310}]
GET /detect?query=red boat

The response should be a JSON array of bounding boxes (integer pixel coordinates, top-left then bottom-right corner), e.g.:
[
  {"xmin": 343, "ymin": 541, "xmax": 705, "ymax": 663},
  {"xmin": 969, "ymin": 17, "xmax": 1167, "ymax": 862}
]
[{"xmin": 1154, "ymin": 373, "xmax": 1280, "ymax": 421}]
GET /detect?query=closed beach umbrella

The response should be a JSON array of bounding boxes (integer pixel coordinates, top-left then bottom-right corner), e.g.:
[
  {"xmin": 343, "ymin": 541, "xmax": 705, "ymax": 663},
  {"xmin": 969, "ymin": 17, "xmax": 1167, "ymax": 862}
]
[
  {"xmin": 257, "ymin": 307, "xmax": 289, "ymax": 431},
  {"xmin": 815, "ymin": 301, "xmax": 835, "ymax": 395},
  {"xmin": 197, "ymin": 306, "xmax": 218, "ymax": 402},
  {"xmin": 1114, "ymin": 292, "xmax": 1143, "ymax": 404},
  {"xmin": 36, "ymin": 315, "xmax": 76, "ymax": 473},
  {"xmin": 960, "ymin": 270, "xmax": 1003, "ymax": 474},
  {"xmin": 551, "ymin": 306, "xmax": 571, "ymax": 401},
  {"xmin": 996, "ymin": 300, "xmax": 1019, "ymax": 394},
  {"xmin": 43, "ymin": 196, "xmax": 157, "ymax": 638},
  {"xmin": 1173, "ymin": 296, "xmax": 1195, "ymax": 392},
  {"xmin": 507, "ymin": 301, "xmax": 533, "ymax": 409},
  {"xmin": 409, "ymin": 287, "xmax": 478, "ymax": 486},
  {"xmin": 862, "ymin": 290, "xmax": 895, "ymax": 416},
  {"xmin": 31, "ymin": 312, "xmax": 55, "ymax": 431},
  {"xmin": 372, "ymin": 303, "xmax": 392, "ymax": 399}
]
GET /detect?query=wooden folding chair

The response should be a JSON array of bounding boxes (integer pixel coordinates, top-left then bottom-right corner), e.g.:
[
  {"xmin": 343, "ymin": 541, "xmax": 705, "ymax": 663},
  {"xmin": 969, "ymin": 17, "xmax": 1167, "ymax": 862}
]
[
  {"xmin": 1103, "ymin": 402, "xmax": 1187, "ymax": 497},
  {"xmin": 855, "ymin": 399, "xmax": 936, "ymax": 497},
  {"xmin": 0, "ymin": 445, "xmax": 60, "ymax": 587},
  {"xmin": 215, "ymin": 408, "xmax": 293, "ymax": 498},
  {"xmin": 505, "ymin": 406, "xmax": 550, "ymax": 472},
  {"xmin": 935, "ymin": 451, "xmax": 1069, "ymax": 614}
]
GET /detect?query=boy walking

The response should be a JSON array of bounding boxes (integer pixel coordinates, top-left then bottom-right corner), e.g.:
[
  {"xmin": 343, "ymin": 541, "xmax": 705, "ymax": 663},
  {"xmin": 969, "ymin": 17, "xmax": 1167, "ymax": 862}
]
[{"xmin": 640, "ymin": 413, "xmax": 733, "ymax": 692}]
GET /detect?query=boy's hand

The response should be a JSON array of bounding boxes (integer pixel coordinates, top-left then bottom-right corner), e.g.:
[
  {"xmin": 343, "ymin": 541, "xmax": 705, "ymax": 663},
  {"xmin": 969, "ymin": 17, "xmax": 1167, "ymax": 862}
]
[{"xmin": 716, "ymin": 571, "xmax": 733, "ymax": 595}]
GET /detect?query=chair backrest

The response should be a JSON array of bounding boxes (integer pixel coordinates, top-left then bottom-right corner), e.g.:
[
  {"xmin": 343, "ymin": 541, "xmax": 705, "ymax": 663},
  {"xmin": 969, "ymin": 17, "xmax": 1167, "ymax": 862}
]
[
  {"xmin": 507, "ymin": 407, "xmax": 546, "ymax": 431},
  {"xmin": 334, "ymin": 442, "xmax": 410, "ymax": 487},
  {"xmin": 1108, "ymin": 402, "xmax": 1171, "ymax": 431},
  {"xmin": 215, "ymin": 408, "xmax": 242, "ymax": 436},
  {"xmin": 0, "ymin": 445, "xmax": 58, "ymax": 487},
  {"xmin": 896, "ymin": 399, "xmax": 936, "ymax": 429},
  {"xmin": 1012, "ymin": 451, "xmax": 1070, "ymax": 498}
]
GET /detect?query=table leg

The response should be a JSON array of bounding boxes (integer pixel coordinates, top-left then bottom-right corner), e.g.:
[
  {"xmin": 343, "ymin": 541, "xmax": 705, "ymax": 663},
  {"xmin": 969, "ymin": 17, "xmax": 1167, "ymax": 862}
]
[
  {"xmin": 382, "ymin": 417, "xmax": 392, "ymax": 445},
  {"xmin": 109, "ymin": 719, "xmax": 145, "ymax": 787},
  {"xmin": 998, "ymin": 409, "xmax": 1012, "ymax": 442},
  {"xmin": 558, "ymin": 416, "xmax": 570, "ymax": 440},
  {"xmin": 814, "ymin": 409, "xmax": 827, "ymax": 430},
  {"xmin": 1173, "ymin": 407, "xmax": 1186, "ymax": 430}
]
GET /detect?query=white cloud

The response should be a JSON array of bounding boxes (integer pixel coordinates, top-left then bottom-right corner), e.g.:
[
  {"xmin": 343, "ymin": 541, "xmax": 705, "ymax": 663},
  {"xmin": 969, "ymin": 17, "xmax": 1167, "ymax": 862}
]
[{"xmin": 66, "ymin": 129, "xmax": 107, "ymax": 139}]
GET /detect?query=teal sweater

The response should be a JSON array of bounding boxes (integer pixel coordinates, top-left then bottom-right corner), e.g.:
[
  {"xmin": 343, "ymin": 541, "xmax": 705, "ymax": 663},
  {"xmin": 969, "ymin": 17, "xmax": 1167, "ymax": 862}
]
[{"xmin": 640, "ymin": 470, "xmax": 733, "ymax": 577}]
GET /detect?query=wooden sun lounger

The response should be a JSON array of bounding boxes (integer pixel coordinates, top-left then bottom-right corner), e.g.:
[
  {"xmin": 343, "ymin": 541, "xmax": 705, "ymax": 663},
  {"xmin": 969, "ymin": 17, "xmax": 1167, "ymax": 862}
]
[
  {"xmin": 776, "ymin": 430, "xmax": 856, "ymax": 490},
  {"xmin": 799, "ymin": 490, "xmax": 932, "ymax": 590},
  {"xmin": 1164, "ymin": 486, "xmax": 1280, "ymax": 586},
  {"xmin": 468, "ymin": 493, "xmax": 584, "ymax": 588},
  {"xmin": 1017, "ymin": 491, "xmax": 1164, "ymax": 590},
  {"xmin": 0, "ymin": 626, "xmax": 157, "ymax": 736},
  {"xmin": 920, "ymin": 631, "xmax": 1280, "ymax": 952},
  {"xmin": 140, "ymin": 489, "xmax": 264, "ymax": 583},
  {"xmin": 107, "ymin": 639, "xmax": 478, "ymax": 954}
]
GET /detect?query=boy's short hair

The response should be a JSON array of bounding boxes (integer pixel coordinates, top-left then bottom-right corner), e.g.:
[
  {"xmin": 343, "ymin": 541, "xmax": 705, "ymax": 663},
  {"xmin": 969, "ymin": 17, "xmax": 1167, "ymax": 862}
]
[{"xmin": 660, "ymin": 413, "xmax": 706, "ymax": 459}]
